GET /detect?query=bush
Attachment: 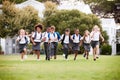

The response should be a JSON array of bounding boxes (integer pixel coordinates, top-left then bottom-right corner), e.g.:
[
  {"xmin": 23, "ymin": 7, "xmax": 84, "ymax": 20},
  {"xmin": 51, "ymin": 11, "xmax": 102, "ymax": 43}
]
[
  {"xmin": 101, "ymin": 44, "xmax": 112, "ymax": 55},
  {"xmin": 57, "ymin": 43, "xmax": 63, "ymax": 55}
]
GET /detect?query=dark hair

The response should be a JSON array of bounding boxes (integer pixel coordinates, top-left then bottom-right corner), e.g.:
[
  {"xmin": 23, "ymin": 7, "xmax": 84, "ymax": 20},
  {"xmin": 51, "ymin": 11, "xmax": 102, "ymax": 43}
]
[{"xmin": 34, "ymin": 24, "xmax": 43, "ymax": 30}]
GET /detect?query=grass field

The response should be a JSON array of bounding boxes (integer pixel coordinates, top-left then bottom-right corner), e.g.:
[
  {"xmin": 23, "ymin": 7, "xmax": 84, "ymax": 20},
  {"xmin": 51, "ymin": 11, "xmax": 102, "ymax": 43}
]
[{"xmin": 0, "ymin": 54, "xmax": 120, "ymax": 80}]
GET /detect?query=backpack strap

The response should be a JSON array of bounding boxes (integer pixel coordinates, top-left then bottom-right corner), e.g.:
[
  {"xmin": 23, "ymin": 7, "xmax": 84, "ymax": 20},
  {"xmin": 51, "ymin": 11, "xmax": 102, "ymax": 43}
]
[
  {"xmin": 33, "ymin": 32, "xmax": 42, "ymax": 40},
  {"xmin": 61, "ymin": 34, "xmax": 65, "ymax": 45},
  {"xmin": 73, "ymin": 34, "xmax": 81, "ymax": 40},
  {"xmin": 24, "ymin": 36, "xmax": 28, "ymax": 44}
]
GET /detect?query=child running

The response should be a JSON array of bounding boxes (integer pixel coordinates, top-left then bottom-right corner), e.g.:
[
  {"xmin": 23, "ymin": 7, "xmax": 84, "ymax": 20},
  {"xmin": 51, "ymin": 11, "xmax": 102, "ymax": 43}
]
[
  {"xmin": 61, "ymin": 28, "xmax": 71, "ymax": 60},
  {"xmin": 82, "ymin": 30, "xmax": 91, "ymax": 59},
  {"xmin": 71, "ymin": 29, "xmax": 81, "ymax": 60},
  {"xmin": 90, "ymin": 25, "xmax": 104, "ymax": 61},
  {"xmin": 16, "ymin": 29, "xmax": 29, "ymax": 61},
  {"xmin": 31, "ymin": 24, "xmax": 45, "ymax": 61}
]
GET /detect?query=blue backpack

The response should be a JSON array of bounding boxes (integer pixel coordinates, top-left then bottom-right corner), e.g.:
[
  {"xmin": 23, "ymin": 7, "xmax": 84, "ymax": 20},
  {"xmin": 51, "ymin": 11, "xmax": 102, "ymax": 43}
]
[{"xmin": 48, "ymin": 32, "xmax": 61, "ymax": 40}]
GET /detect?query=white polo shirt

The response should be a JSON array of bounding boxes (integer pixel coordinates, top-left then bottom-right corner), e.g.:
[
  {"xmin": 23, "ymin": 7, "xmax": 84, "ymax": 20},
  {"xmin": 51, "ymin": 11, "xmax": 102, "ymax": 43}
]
[
  {"xmin": 83, "ymin": 35, "xmax": 91, "ymax": 43},
  {"xmin": 43, "ymin": 32, "xmax": 49, "ymax": 42},
  {"xmin": 91, "ymin": 31, "xmax": 100, "ymax": 41},
  {"xmin": 32, "ymin": 32, "xmax": 42, "ymax": 42},
  {"xmin": 71, "ymin": 34, "xmax": 81, "ymax": 43},
  {"xmin": 61, "ymin": 34, "xmax": 70, "ymax": 44},
  {"xmin": 49, "ymin": 32, "xmax": 58, "ymax": 42},
  {"xmin": 17, "ymin": 35, "xmax": 29, "ymax": 44}
]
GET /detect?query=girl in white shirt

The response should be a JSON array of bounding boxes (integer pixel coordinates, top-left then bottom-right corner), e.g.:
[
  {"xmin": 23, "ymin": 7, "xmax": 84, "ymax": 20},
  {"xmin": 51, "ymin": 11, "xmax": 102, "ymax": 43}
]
[
  {"xmin": 31, "ymin": 24, "xmax": 45, "ymax": 61},
  {"xmin": 90, "ymin": 25, "xmax": 104, "ymax": 61},
  {"xmin": 71, "ymin": 29, "xmax": 81, "ymax": 60},
  {"xmin": 16, "ymin": 29, "xmax": 29, "ymax": 61},
  {"xmin": 82, "ymin": 30, "xmax": 91, "ymax": 59}
]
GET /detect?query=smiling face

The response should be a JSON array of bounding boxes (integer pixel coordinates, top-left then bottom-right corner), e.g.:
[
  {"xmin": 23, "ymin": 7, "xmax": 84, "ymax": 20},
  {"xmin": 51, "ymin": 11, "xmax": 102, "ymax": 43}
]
[
  {"xmin": 19, "ymin": 29, "xmax": 25, "ymax": 36},
  {"xmin": 75, "ymin": 29, "xmax": 79, "ymax": 35},
  {"xmin": 36, "ymin": 27, "xmax": 42, "ymax": 33}
]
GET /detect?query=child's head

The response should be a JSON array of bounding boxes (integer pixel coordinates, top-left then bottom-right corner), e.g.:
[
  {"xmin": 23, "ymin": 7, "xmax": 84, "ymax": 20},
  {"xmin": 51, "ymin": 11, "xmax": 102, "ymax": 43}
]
[
  {"xmin": 84, "ymin": 30, "xmax": 90, "ymax": 36},
  {"xmin": 93, "ymin": 25, "xmax": 99, "ymax": 32},
  {"xmin": 74, "ymin": 29, "xmax": 79, "ymax": 35},
  {"xmin": 19, "ymin": 29, "xmax": 26, "ymax": 35},
  {"xmin": 51, "ymin": 26, "xmax": 55, "ymax": 32},
  {"xmin": 65, "ymin": 28, "xmax": 70, "ymax": 35},
  {"xmin": 34, "ymin": 23, "xmax": 43, "ymax": 32},
  {"xmin": 46, "ymin": 27, "xmax": 51, "ymax": 32}
]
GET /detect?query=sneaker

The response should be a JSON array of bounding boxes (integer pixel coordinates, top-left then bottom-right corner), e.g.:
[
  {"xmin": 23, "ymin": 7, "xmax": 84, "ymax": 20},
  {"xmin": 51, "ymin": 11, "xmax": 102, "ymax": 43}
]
[
  {"xmin": 63, "ymin": 54, "xmax": 65, "ymax": 57},
  {"xmin": 37, "ymin": 59, "xmax": 40, "ymax": 61},
  {"xmin": 83, "ymin": 53, "xmax": 86, "ymax": 57},
  {"xmin": 86, "ymin": 57, "xmax": 89, "ymax": 60},
  {"xmin": 24, "ymin": 55, "xmax": 27, "ymax": 59},
  {"xmin": 96, "ymin": 56, "xmax": 99, "ymax": 59},
  {"xmin": 93, "ymin": 58, "xmax": 96, "ymax": 61}
]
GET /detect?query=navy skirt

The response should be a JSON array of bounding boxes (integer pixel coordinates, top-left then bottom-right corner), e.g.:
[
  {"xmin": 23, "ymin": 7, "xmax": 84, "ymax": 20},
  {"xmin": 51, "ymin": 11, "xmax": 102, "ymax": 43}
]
[
  {"xmin": 19, "ymin": 44, "xmax": 27, "ymax": 53},
  {"xmin": 83, "ymin": 43, "xmax": 90, "ymax": 52},
  {"xmin": 32, "ymin": 42, "xmax": 41, "ymax": 51},
  {"xmin": 72, "ymin": 43, "xmax": 80, "ymax": 51}
]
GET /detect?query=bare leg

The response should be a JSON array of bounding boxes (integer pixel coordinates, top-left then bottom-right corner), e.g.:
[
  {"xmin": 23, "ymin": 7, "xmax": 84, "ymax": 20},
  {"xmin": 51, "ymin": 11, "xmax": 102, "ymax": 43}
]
[
  {"xmin": 96, "ymin": 45, "xmax": 99, "ymax": 58},
  {"xmin": 74, "ymin": 50, "xmax": 78, "ymax": 60},
  {"xmin": 86, "ymin": 51, "xmax": 89, "ymax": 59},
  {"xmin": 93, "ymin": 48, "xmax": 96, "ymax": 61},
  {"xmin": 36, "ymin": 50, "xmax": 40, "ymax": 59},
  {"xmin": 21, "ymin": 52, "xmax": 24, "ymax": 60}
]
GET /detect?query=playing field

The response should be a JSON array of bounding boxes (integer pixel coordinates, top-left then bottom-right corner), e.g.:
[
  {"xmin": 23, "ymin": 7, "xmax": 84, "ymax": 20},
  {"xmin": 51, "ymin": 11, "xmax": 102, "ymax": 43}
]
[{"xmin": 0, "ymin": 54, "xmax": 120, "ymax": 80}]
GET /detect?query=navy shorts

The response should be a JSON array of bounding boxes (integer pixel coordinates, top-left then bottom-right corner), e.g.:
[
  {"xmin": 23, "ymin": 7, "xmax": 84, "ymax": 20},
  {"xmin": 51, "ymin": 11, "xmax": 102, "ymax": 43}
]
[{"xmin": 91, "ymin": 41, "xmax": 99, "ymax": 49}]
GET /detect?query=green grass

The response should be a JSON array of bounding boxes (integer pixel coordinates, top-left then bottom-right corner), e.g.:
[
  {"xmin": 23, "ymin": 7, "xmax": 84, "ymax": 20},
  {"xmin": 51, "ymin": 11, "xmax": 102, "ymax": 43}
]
[{"xmin": 0, "ymin": 54, "xmax": 120, "ymax": 80}]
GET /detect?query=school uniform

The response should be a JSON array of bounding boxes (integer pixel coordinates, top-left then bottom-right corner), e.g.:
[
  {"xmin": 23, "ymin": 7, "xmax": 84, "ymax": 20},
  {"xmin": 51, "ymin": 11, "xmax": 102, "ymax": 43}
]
[
  {"xmin": 48, "ymin": 32, "xmax": 58, "ymax": 57},
  {"xmin": 71, "ymin": 34, "xmax": 81, "ymax": 51},
  {"xmin": 43, "ymin": 32, "xmax": 50, "ymax": 60},
  {"xmin": 90, "ymin": 31, "xmax": 100, "ymax": 48},
  {"xmin": 61, "ymin": 34, "xmax": 71, "ymax": 59},
  {"xmin": 32, "ymin": 32, "xmax": 42, "ymax": 51},
  {"xmin": 83, "ymin": 35, "xmax": 91, "ymax": 52},
  {"xmin": 17, "ymin": 35, "xmax": 29, "ymax": 53}
]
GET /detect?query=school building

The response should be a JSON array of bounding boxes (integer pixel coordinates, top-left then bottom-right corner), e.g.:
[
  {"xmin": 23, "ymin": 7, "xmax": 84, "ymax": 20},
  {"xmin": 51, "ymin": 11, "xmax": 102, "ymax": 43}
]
[{"xmin": 0, "ymin": 0, "xmax": 119, "ymax": 55}]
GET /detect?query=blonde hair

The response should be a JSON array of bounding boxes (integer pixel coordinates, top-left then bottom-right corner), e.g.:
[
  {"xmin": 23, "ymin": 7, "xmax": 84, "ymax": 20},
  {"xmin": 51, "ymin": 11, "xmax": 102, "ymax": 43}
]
[
  {"xmin": 18, "ymin": 29, "xmax": 25, "ymax": 35},
  {"xmin": 84, "ymin": 30, "xmax": 90, "ymax": 35},
  {"xmin": 51, "ymin": 25, "xmax": 55, "ymax": 30}
]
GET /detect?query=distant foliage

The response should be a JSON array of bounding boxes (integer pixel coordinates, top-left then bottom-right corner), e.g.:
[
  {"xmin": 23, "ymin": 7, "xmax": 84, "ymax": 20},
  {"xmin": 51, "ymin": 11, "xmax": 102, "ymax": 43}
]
[
  {"xmin": 101, "ymin": 44, "xmax": 112, "ymax": 55},
  {"xmin": 0, "ymin": 1, "xmax": 40, "ymax": 37},
  {"xmin": 43, "ymin": 10, "xmax": 101, "ymax": 35}
]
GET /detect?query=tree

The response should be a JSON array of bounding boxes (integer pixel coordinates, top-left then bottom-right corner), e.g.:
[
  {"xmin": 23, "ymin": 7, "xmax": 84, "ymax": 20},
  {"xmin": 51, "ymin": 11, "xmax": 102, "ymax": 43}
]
[
  {"xmin": 44, "ymin": 1, "xmax": 57, "ymax": 18},
  {"xmin": 83, "ymin": 0, "xmax": 120, "ymax": 23},
  {"xmin": 0, "ymin": 1, "xmax": 40, "ymax": 37},
  {"xmin": 0, "ymin": 1, "xmax": 20, "ymax": 37},
  {"xmin": 43, "ymin": 10, "xmax": 101, "ymax": 34}
]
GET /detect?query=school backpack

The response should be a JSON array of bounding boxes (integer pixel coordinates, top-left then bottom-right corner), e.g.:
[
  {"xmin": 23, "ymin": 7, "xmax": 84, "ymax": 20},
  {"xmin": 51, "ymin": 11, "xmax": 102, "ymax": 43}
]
[
  {"xmin": 19, "ymin": 36, "xmax": 29, "ymax": 45},
  {"xmin": 72, "ymin": 34, "xmax": 81, "ymax": 41},
  {"xmin": 48, "ymin": 32, "xmax": 60, "ymax": 40},
  {"xmin": 31, "ymin": 32, "xmax": 42, "ymax": 43}
]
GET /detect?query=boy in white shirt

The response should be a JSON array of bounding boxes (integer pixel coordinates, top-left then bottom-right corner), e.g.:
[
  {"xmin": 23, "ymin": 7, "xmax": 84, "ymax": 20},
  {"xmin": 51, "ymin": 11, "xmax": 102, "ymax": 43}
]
[{"xmin": 61, "ymin": 28, "xmax": 71, "ymax": 60}]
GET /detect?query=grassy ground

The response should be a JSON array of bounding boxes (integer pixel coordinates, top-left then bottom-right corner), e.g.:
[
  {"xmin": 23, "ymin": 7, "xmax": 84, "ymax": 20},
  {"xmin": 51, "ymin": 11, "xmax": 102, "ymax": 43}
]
[{"xmin": 0, "ymin": 54, "xmax": 120, "ymax": 80}]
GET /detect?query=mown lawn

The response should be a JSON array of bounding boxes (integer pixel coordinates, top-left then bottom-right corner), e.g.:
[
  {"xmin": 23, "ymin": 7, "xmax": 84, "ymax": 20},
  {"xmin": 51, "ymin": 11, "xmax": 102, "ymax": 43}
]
[{"xmin": 0, "ymin": 54, "xmax": 120, "ymax": 80}]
